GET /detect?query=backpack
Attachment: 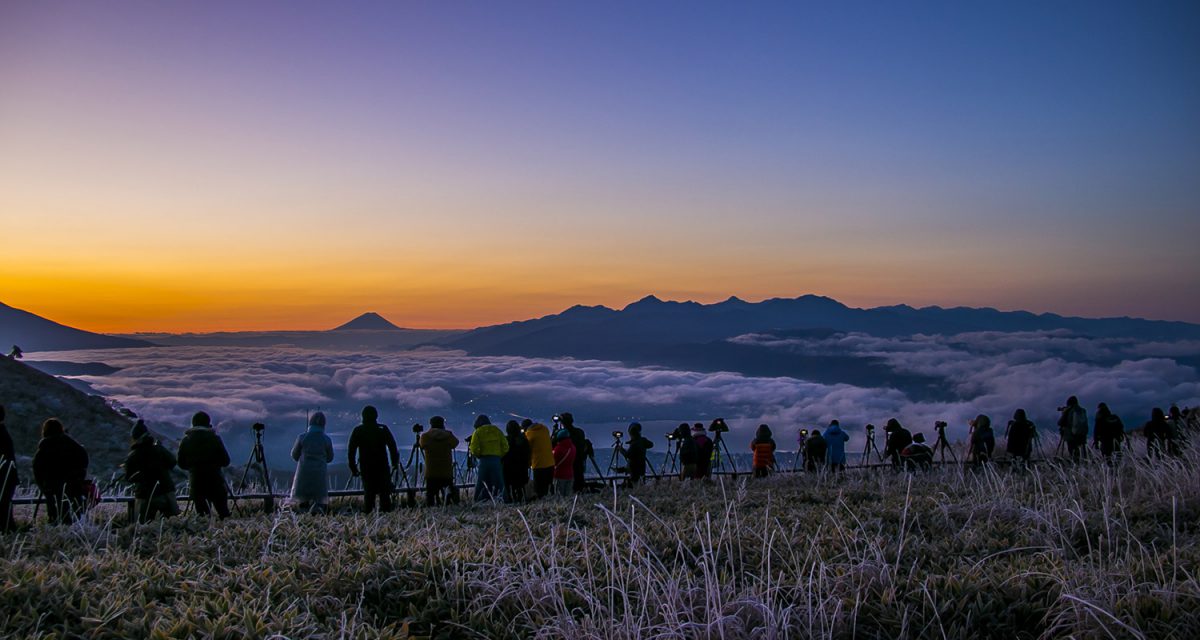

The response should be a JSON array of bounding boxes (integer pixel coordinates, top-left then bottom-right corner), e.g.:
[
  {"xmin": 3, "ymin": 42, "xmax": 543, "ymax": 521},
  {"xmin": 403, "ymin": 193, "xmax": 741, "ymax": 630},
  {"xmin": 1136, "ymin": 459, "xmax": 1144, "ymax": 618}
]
[
  {"xmin": 680, "ymin": 435, "xmax": 697, "ymax": 458},
  {"xmin": 1068, "ymin": 408, "xmax": 1088, "ymax": 440}
]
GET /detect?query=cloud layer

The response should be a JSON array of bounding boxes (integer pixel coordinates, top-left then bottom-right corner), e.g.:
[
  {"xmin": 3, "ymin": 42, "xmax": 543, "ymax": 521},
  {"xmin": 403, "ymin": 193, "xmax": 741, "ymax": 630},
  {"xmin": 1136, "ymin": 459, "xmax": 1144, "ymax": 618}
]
[{"xmin": 32, "ymin": 330, "xmax": 1200, "ymax": 463}]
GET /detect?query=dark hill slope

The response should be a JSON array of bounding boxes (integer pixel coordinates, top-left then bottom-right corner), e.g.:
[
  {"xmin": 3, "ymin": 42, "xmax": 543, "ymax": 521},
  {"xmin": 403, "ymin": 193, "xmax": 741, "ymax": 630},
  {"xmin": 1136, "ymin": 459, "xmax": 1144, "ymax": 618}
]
[
  {"xmin": 0, "ymin": 301, "xmax": 153, "ymax": 352},
  {"xmin": 0, "ymin": 355, "xmax": 133, "ymax": 479}
]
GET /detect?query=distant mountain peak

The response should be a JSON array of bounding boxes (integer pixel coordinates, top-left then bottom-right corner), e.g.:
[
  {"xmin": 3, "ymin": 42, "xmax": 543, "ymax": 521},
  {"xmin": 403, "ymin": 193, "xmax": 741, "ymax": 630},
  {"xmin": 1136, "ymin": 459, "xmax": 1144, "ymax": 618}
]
[
  {"xmin": 626, "ymin": 294, "xmax": 664, "ymax": 308},
  {"xmin": 332, "ymin": 312, "xmax": 401, "ymax": 331}
]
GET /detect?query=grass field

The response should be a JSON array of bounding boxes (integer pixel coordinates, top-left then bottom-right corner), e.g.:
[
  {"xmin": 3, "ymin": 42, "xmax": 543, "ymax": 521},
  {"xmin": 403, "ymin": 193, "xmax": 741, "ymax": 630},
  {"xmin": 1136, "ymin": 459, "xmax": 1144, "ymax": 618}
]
[{"xmin": 2, "ymin": 450, "xmax": 1198, "ymax": 639}]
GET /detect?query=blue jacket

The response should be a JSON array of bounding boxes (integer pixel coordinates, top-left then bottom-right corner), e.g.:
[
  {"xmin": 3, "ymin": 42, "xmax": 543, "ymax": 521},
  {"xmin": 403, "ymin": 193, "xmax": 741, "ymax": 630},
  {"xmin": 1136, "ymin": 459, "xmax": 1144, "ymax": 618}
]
[{"xmin": 824, "ymin": 424, "xmax": 850, "ymax": 465}]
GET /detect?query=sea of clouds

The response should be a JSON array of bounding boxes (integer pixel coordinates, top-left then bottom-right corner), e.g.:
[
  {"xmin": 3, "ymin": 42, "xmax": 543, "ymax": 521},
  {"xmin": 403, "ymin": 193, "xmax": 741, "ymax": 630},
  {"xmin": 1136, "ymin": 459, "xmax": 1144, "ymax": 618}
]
[{"xmin": 31, "ymin": 329, "xmax": 1200, "ymax": 463}]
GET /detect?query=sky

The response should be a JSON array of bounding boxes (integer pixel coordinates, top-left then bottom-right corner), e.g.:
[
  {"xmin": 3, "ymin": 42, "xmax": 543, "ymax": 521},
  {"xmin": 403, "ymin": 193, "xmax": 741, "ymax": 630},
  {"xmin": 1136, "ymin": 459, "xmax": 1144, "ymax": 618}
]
[{"xmin": 2, "ymin": 1, "xmax": 1198, "ymax": 332}]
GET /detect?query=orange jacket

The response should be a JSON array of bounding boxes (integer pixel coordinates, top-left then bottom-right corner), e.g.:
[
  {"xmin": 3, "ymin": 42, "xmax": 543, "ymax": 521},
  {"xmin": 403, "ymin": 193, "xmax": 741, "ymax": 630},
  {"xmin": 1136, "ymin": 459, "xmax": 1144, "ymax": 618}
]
[{"xmin": 751, "ymin": 441, "xmax": 776, "ymax": 469}]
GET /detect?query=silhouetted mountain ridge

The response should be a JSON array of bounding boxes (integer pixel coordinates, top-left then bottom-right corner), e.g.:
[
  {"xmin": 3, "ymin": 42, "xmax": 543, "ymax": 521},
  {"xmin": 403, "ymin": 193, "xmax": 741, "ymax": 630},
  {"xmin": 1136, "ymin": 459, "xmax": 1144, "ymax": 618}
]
[
  {"xmin": 332, "ymin": 312, "xmax": 402, "ymax": 331},
  {"xmin": 0, "ymin": 301, "xmax": 154, "ymax": 352}
]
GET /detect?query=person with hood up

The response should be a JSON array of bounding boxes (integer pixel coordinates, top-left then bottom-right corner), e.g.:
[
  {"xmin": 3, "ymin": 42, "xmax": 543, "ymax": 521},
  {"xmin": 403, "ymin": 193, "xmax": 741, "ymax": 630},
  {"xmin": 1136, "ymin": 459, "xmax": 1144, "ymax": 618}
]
[
  {"xmin": 0, "ymin": 405, "xmax": 18, "ymax": 532},
  {"xmin": 824, "ymin": 420, "xmax": 849, "ymax": 472},
  {"xmin": 524, "ymin": 419, "xmax": 555, "ymax": 498},
  {"xmin": 502, "ymin": 420, "xmax": 531, "ymax": 503},
  {"xmin": 561, "ymin": 413, "xmax": 591, "ymax": 492},
  {"xmin": 969, "ymin": 414, "xmax": 995, "ymax": 462},
  {"xmin": 750, "ymin": 424, "xmax": 776, "ymax": 478},
  {"xmin": 289, "ymin": 412, "xmax": 334, "ymax": 513},
  {"xmin": 900, "ymin": 433, "xmax": 934, "ymax": 471},
  {"xmin": 177, "ymin": 411, "xmax": 231, "ymax": 519},
  {"xmin": 675, "ymin": 423, "xmax": 698, "ymax": 480},
  {"xmin": 1144, "ymin": 407, "xmax": 1175, "ymax": 459},
  {"xmin": 1057, "ymin": 396, "xmax": 1089, "ymax": 461},
  {"xmin": 883, "ymin": 418, "xmax": 913, "ymax": 467},
  {"xmin": 347, "ymin": 405, "xmax": 400, "ymax": 514},
  {"xmin": 692, "ymin": 423, "xmax": 714, "ymax": 480},
  {"xmin": 419, "ymin": 415, "xmax": 460, "ymax": 506},
  {"xmin": 33, "ymin": 418, "xmax": 89, "ymax": 524},
  {"xmin": 123, "ymin": 420, "xmax": 180, "ymax": 522},
  {"xmin": 1092, "ymin": 403, "xmax": 1126, "ymax": 462},
  {"xmin": 624, "ymin": 422, "xmax": 654, "ymax": 485},
  {"xmin": 468, "ymin": 415, "xmax": 509, "ymax": 502},
  {"xmin": 1005, "ymin": 409, "xmax": 1036, "ymax": 463},
  {"xmin": 804, "ymin": 428, "xmax": 827, "ymax": 471},
  {"xmin": 551, "ymin": 428, "xmax": 577, "ymax": 497}
]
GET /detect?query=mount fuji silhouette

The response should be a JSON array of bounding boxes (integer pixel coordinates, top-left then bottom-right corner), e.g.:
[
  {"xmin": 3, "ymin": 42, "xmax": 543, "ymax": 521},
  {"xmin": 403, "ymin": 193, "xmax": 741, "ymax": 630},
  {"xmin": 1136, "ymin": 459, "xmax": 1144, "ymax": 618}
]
[{"xmin": 332, "ymin": 312, "xmax": 402, "ymax": 331}]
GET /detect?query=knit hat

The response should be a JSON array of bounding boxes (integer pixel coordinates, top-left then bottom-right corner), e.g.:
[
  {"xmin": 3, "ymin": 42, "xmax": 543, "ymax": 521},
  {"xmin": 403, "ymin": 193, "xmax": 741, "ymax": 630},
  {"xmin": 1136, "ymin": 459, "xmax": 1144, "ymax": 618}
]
[
  {"xmin": 474, "ymin": 414, "xmax": 491, "ymax": 428},
  {"xmin": 913, "ymin": 433, "xmax": 926, "ymax": 443},
  {"xmin": 131, "ymin": 419, "xmax": 149, "ymax": 440},
  {"xmin": 309, "ymin": 412, "xmax": 326, "ymax": 428},
  {"xmin": 692, "ymin": 423, "xmax": 705, "ymax": 433},
  {"xmin": 885, "ymin": 418, "xmax": 901, "ymax": 431},
  {"xmin": 521, "ymin": 418, "xmax": 533, "ymax": 429},
  {"xmin": 430, "ymin": 415, "xmax": 445, "ymax": 429},
  {"xmin": 192, "ymin": 411, "xmax": 212, "ymax": 427}
]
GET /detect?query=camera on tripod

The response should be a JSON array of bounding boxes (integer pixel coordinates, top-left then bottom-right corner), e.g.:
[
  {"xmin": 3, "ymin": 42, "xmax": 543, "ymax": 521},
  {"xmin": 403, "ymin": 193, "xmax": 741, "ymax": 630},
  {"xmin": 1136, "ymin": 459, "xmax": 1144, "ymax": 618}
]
[
  {"xmin": 710, "ymin": 418, "xmax": 729, "ymax": 433},
  {"xmin": 866, "ymin": 423, "xmax": 875, "ymax": 433},
  {"xmin": 665, "ymin": 431, "xmax": 679, "ymax": 441},
  {"xmin": 552, "ymin": 414, "xmax": 561, "ymax": 424},
  {"xmin": 799, "ymin": 428, "xmax": 809, "ymax": 436},
  {"xmin": 412, "ymin": 423, "xmax": 424, "ymax": 434},
  {"xmin": 612, "ymin": 430, "xmax": 623, "ymax": 440},
  {"xmin": 935, "ymin": 420, "xmax": 947, "ymax": 430},
  {"xmin": 252, "ymin": 422, "xmax": 266, "ymax": 434}
]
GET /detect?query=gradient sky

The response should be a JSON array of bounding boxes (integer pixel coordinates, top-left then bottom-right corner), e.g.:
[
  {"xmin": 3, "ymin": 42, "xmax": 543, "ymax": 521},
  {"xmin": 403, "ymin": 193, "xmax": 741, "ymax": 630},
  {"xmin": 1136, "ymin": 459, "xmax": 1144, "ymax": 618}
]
[{"xmin": 2, "ymin": 1, "xmax": 1198, "ymax": 332}]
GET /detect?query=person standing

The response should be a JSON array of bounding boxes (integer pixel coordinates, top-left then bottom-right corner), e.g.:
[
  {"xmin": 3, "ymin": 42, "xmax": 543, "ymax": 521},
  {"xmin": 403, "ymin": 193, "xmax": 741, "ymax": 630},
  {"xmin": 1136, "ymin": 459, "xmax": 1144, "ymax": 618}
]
[
  {"xmin": 419, "ymin": 416, "xmax": 460, "ymax": 506},
  {"xmin": 1057, "ymin": 396, "xmax": 1089, "ymax": 461},
  {"xmin": 1144, "ymin": 407, "xmax": 1173, "ymax": 460},
  {"xmin": 1006, "ymin": 409, "xmax": 1037, "ymax": 463},
  {"xmin": 561, "ymin": 413, "xmax": 591, "ymax": 492},
  {"xmin": 1092, "ymin": 403, "xmax": 1126, "ymax": 462},
  {"xmin": 123, "ymin": 420, "xmax": 180, "ymax": 522},
  {"xmin": 624, "ymin": 422, "xmax": 654, "ymax": 485},
  {"xmin": 804, "ymin": 429, "xmax": 828, "ymax": 471},
  {"xmin": 348, "ymin": 405, "xmax": 400, "ymax": 514},
  {"xmin": 0, "ymin": 405, "xmax": 20, "ymax": 532},
  {"xmin": 551, "ymin": 429, "xmax": 577, "ymax": 497},
  {"xmin": 750, "ymin": 424, "xmax": 776, "ymax": 478},
  {"xmin": 969, "ymin": 414, "xmax": 995, "ymax": 463},
  {"xmin": 824, "ymin": 420, "xmax": 849, "ymax": 472},
  {"xmin": 676, "ymin": 423, "xmax": 698, "ymax": 480},
  {"xmin": 32, "ymin": 418, "xmax": 89, "ymax": 524},
  {"xmin": 502, "ymin": 420, "xmax": 531, "ymax": 503},
  {"xmin": 177, "ymin": 411, "xmax": 232, "ymax": 519},
  {"xmin": 883, "ymin": 419, "xmax": 912, "ymax": 467},
  {"xmin": 468, "ymin": 415, "xmax": 509, "ymax": 502},
  {"xmin": 692, "ymin": 424, "xmax": 714, "ymax": 480},
  {"xmin": 524, "ymin": 419, "xmax": 555, "ymax": 498},
  {"xmin": 289, "ymin": 412, "xmax": 334, "ymax": 513}
]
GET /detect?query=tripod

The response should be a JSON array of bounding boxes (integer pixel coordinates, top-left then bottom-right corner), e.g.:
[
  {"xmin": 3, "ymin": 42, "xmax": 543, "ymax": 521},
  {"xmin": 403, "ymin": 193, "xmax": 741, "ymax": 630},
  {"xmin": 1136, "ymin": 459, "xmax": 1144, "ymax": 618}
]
[
  {"xmin": 238, "ymin": 427, "xmax": 274, "ymax": 513},
  {"xmin": 607, "ymin": 435, "xmax": 628, "ymax": 475},
  {"xmin": 860, "ymin": 427, "xmax": 882, "ymax": 466},
  {"xmin": 933, "ymin": 424, "xmax": 957, "ymax": 463},
  {"xmin": 710, "ymin": 430, "xmax": 738, "ymax": 477},
  {"xmin": 793, "ymin": 432, "xmax": 808, "ymax": 471},
  {"xmin": 397, "ymin": 433, "xmax": 425, "ymax": 507},
  {"xmin": 663, "ymin": 436, "xmax": 680, "ymax": 476}
]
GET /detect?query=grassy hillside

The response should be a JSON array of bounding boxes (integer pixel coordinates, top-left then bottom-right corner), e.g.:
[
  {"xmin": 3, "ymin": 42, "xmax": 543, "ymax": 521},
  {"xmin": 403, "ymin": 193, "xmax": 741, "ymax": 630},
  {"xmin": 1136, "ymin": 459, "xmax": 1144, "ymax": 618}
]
[{"xmin": 1, "ymin": 451, "xmax": 1197, "ymax": 638}]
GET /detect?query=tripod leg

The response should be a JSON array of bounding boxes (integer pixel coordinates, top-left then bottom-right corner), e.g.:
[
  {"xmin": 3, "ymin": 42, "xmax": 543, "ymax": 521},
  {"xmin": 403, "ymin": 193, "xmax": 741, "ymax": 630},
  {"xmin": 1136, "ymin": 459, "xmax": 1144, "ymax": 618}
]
[{"xmin": 256, "ymin": 443, "xmax": 274, "ymax": 512}]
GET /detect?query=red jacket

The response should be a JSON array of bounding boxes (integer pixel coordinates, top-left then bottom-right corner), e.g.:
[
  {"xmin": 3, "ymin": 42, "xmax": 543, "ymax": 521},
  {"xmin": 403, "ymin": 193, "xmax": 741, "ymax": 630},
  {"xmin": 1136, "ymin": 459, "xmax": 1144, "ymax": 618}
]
[
  {"xmin": 552, "ymin": 439, "xmax": 576, "ymax": 480},
  {"xmin": 751, "ymin": 441, "xmax": 776, "ymax": 469}
]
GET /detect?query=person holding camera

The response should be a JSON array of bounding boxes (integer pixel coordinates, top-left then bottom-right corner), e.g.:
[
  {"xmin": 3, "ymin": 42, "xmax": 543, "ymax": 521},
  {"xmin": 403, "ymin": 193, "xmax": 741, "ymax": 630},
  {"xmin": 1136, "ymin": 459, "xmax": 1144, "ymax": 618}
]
[
  {"xmin": 0, "ymin": 405, "xmax": 18, "ymax": 532},
  {"xmin": 419, "ymin": 416, "xmax": 459, "ymax": 506},
  {"xmin": 692, "ymin": 423, "xmax": 715, "ymax": 480},
  {"xmin": 551, "ymin": 428, "xmax": 577, "ymax": 497},
  {"xmin": 824, "ymin": 420, "xmax": 849, "ymax": 472},
  {"xmin": 1005, "ymin": 409, "xmax": 1036, "ymax": 463},
  {"xmin": 177, "ymin": 411, "xmax": 231, "ymax": 519},
  {"xmin": 524, "ymin": 419, "xmax": 555, "ymax": 498},
  {"xmin": 883, "ymin": 418, "xmax": 912, "ymax": 467},
  {"xmin": 348, "ymin": 405, "xmax": 400, "ymax": 513},
  {"xmin": 625, "ymin": 422, "xmax": 654, "ymax": 485},
  {"xmin": 1092, "ymin": 403, "xmax": 1126, "ymax": 462},
  {"xmin": 123, "ymin": 419, "xmax": 180, "ymax": 522},
  {"xmin": 1057, "ymin": 396, "xmax": 1088, "ymax": 461},
  {"xmin": 502, "ymin": 420, "xmax": 531, "ymax": 503},
  {"xmin": 969, "ymin": 414, "xmax": 995, "ymax": 462},
  {"xmin": 560, "ymin": 413, "xmax": 591, "ymax": 492},
  {"xmin": 289, "ymin": 412, "xmax": 334, "ymax": 513},
  {"xmin": 750, "ymin": 424, "xmax": 776, "ymax": 478},
  {"xmin": 468, "ymin": 415, "xmax": 509, "ymax": 502},
  {"xmin": 803, "ymin": 428, "xmax": 827, "ymax": 471},
  {"xmin": 32, "ymin": 418, "xmax": 90, "ymax": 525}
]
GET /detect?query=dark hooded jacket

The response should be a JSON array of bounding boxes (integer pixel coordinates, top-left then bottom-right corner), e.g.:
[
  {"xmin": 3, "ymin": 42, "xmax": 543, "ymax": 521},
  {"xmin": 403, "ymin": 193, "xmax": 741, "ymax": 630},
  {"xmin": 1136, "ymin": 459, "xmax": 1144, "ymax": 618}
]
[
  {"xmin": 419, "ymin": 427, "xmax": 459, "ymax": 480},
  {"xmin": 33, "ymin": 433, "xmax": 89, "ymax": 493},
  {"xmin": 1093, "ymin": 404, "xmax": 1125, "ymax": 454},
  {"xmin": 348, "ymin": 421, "xmax": 400, "ymax": 476},
  {"xmin": 502, "ymin": 421, "xmax": 532, "ymax": 486},
  {"xmin": 1006, "ymin": 410, "xmax": 1036, "ymax": 457},
  {"xmin": 123, "ymin": 436, "xmax": 178, "ymax": 500},
  {"xmin": 177, "ymin": 426, "xmax": 231, "ymax": 481}
]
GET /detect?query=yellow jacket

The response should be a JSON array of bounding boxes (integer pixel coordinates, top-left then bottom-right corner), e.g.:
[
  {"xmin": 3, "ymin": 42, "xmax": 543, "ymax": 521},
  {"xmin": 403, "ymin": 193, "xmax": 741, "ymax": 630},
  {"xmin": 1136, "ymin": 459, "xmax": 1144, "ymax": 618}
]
[
  {"xmin": 469, "ymin": 424, "xmax": 509, "ymax": 458},
  {"xmin": 524, "ymin": 423, "xmax": 554, "ymax": 469}
]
